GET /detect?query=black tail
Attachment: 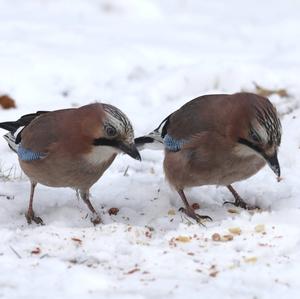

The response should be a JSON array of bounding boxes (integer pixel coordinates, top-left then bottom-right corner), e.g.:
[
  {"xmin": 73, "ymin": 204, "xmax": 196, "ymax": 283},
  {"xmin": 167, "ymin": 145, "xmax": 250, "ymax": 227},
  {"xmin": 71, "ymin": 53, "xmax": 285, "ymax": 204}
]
[{"xmin": 0, "ymin": 111, "xmax": 48, "ymax": 133}]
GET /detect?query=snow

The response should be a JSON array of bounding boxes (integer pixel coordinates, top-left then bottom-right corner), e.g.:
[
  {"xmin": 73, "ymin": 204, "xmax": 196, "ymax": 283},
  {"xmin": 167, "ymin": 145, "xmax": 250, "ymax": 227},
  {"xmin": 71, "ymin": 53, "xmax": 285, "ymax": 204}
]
[{"xmin": 0, "ymin": 0, "xmax": 300, "ymax": 298}]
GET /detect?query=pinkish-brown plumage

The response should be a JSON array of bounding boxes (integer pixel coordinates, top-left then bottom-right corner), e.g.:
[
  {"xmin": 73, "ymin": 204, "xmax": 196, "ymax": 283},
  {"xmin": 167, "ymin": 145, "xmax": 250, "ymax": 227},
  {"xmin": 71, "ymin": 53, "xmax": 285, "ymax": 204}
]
[
  {"xmin": 0, "ymin": 103, "xmax": 141, "ymax": 225},
  {"xmin": 136, "ymin": 92, "xmax": 281, "ymax": 223}
]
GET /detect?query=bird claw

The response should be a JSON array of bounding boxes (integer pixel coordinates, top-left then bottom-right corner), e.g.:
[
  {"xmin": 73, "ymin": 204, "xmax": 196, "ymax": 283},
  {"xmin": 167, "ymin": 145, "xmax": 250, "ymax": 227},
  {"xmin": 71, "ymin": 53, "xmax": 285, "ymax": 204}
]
[
  {"xmin": 223, "ymin": 199, "xmax": 258, "ymax": 210},
  {"xmin": 25, "ymin": 211, "xmax": 44, "ymax": 225},
  {"xmin": 179, "ymin": 207, "xmax": 212, "ymax": 224},
  {"xmin": 90, "ymin": 213, "xmax": 102, "ymax": 225}
]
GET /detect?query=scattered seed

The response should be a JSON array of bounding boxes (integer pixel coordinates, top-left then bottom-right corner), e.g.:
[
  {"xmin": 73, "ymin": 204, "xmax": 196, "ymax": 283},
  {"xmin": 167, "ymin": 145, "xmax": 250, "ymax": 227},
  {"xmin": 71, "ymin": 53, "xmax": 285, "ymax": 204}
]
[
  {"xmin": 168, "ymin": 209, "xmax": 176, "ymax": 216},
  {"xmin": 255, "ymin": 224, "xmax": 265, "ymax": 233},
  {"xmin": 228, "ymin": 227, "xmax": 241, "ymax": 235},
  {"xmin": 244, "ymin": 256, "xmax": 257, "ymax": 263},
  {"xmin": 212, "ymin": 233, "xmax": 221, "ymax": 241},
  {"xmin": 221, "ymin": 234, "xmax": 234, "ymax": 242},
  {"xmin": 175, "ymin": 236, "xmax": 191, "ymax": 243}
]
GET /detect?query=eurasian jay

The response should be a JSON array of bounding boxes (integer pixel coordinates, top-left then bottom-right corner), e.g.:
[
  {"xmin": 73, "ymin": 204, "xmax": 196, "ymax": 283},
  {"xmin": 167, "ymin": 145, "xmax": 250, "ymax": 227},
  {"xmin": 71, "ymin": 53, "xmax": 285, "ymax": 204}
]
[
  {"xmin": 0, "ymin": 103, "xmax": 141, "ymax": 225},
  {"xmin": 135, "ymin": 92, "xmax": 281, "ymax": 223}
]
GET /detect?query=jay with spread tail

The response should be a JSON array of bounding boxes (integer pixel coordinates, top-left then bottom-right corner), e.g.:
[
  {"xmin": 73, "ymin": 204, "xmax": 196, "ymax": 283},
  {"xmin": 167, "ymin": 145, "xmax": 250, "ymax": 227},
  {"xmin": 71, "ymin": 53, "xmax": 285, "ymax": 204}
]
[
  {"xmin": 0, "ymin": 103, "xmax": 141, "ymax": 225},
  {"xmin": 135, "ymin": 92, "xmax": 281, "ymax": 223}
]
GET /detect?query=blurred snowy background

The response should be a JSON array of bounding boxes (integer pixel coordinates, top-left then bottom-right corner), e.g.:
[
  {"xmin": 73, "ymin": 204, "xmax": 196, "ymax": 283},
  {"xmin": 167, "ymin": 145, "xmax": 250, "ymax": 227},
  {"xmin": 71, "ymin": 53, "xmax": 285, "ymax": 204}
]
[{"xmin": 0, "ymin": 0, "xmax": 300, "ymax": 298}]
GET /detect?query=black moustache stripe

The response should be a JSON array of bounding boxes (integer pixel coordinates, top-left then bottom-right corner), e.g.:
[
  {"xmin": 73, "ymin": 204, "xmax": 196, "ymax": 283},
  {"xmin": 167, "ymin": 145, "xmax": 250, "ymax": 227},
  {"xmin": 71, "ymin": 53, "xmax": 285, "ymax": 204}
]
[
  {"xmin": 237, "ymin": 138, "xmax": 262, "ymax": 154},
  {"xmin": 93, "ymin": 138, "xmax": 119, "ymax": 148}
]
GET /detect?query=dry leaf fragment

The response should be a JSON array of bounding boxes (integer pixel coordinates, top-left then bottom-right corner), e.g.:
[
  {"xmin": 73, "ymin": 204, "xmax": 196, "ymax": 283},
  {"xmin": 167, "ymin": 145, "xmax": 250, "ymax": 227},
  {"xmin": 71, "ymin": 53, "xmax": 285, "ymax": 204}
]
[
  {"xmin": 0, "ymin": 95, "xmax": 16, "ymax": 109},
  {"xmin": 145, "ymin": 231, "xmax": 152, "ymax": 238},
  {"xmin": 227, "ymin": 208, "xmax": 240, "ymax": 214},
  {"xmin": 71, "ymin": 237, "xmax": 82, "ymax": 245},
  {"xmin": 228, "ymin": 227, "xmax": 241, "ymax": 235},
  {"xmin": 108, "ymin": 207, "xmax": 119, "ymax": 216},
  {"xmin": 253, "ymin": 82, "xmax": 290, "ymax": 98},
  {"xmin": 209, "ymin": 271, "xmax": 219, "ymax": 277},
  {"xmin": 126, "ymin": 268, "xmax": 140, "ymax": 275},
  {"xmin": 255, "ymin": 224, "xmax": 265, "ymax": 233},
  {"xmin": 192, "ymin": 203, "xmax": 200, "ymax": 210},
  {"xmin": 31, "ymin": 247, "xmax": 41, "ymax": 254}
]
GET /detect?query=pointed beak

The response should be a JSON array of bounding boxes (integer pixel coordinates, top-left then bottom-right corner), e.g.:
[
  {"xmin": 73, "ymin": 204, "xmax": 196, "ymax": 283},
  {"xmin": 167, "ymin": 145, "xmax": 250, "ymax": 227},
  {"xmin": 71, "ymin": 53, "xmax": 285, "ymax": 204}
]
[
  {"xmin": 118, "ymin": 142, "xmax": 141, "ymax": 161},
  {"xmin": 265, "ymin": 152, "xmax": 281, "ymax": 177}
]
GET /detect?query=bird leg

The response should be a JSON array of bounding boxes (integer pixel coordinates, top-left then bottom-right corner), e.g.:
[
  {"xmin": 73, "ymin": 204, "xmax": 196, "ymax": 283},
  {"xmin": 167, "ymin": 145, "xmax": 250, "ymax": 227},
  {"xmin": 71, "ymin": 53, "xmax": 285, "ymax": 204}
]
[
  {"xmin": 224, "ymin": 185, "xmax": 258, "ymax": 210},
  {"xmin": 80, "ymin": 191, "xmax": 102, "ymax": 225},
  {"xmin": 25, "ymin": 182, "xmax": 44, "ymax": 225},
  {"xmin": 178, "ymin": 189, "xmax": 212, "ymax": 223}
]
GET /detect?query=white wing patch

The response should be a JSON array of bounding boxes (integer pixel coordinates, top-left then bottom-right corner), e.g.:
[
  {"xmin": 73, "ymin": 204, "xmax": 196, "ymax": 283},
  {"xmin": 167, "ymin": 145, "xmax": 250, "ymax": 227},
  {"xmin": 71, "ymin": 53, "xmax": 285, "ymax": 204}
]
[{"xmin": 3, "ymin": 132, "xmax": 18, "ymax": 152}]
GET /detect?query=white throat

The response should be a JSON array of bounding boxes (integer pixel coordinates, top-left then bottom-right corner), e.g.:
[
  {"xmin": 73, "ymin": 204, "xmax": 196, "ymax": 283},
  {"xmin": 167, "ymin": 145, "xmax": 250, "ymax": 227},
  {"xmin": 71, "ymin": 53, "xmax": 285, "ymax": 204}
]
[{"xmin": 85, "ymin": 145, "xmax": 119, "ymax": 166}]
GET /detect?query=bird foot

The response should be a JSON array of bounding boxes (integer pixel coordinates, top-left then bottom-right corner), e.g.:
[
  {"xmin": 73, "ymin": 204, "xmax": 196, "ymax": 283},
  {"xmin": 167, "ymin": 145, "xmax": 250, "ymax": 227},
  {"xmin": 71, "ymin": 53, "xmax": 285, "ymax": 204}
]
[
  {"xmin": 90, "ymin": 213, "xmax": 102, "ymax": 225},
  {"xmin": 223, "ymin": 198, "xmax": 258, "ymax": 210},
  {"xmin": 25, "ymin": 211, "xmax": 44, "ymax": 225},
  {"xmin": 179, "ymin": 207, "xmax": 212, "ymax": 224}
]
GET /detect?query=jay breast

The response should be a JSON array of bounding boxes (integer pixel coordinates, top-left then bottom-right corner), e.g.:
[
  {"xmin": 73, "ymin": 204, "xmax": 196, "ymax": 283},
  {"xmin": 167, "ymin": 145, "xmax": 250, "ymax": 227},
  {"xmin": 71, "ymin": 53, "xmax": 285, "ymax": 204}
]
[
  {"xmin": 19, "ymin": 149, "xmax": 117, "ymax": 190},
  {"xmin": 164, "ymin": 148, "xmax": 266, "ymax": 190}
]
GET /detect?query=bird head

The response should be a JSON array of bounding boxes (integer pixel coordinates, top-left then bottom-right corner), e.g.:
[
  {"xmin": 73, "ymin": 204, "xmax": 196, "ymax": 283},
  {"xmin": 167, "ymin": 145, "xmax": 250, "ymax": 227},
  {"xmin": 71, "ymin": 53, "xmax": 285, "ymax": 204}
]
[
  {"xmin": 237, "ymin": 102, "xmax": 281, "ymax": 177},
  {"xmin": 93, "ymin": 104, "xmax": 141, "ymax": 161}
]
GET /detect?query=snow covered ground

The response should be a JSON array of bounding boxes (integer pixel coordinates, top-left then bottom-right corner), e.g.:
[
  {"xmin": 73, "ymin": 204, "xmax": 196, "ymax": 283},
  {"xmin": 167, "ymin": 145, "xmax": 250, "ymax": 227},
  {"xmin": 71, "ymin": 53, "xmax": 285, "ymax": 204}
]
[{"xmin": 1, "ymin": 0, "xmax": 300, "ymax": 298}]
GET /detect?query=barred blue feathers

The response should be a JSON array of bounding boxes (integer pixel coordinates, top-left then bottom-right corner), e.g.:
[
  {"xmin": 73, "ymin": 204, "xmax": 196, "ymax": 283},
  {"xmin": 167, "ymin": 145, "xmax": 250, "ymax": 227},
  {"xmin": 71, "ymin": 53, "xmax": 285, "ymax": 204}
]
[
  {"xmin": 17, "ymin": 145, "xmax": 46, "ymax": 161},
  {"xmin": 163, "ymin": 134, "xmax": 186, "ymax": 152}
]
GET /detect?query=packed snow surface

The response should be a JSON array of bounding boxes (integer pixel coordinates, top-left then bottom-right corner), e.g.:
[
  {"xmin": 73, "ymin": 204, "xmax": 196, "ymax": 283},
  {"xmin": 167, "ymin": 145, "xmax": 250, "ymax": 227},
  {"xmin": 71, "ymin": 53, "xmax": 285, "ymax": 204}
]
[{"xmin": 0, "ymin": 0, "xmax": 300, "ymax": 298}]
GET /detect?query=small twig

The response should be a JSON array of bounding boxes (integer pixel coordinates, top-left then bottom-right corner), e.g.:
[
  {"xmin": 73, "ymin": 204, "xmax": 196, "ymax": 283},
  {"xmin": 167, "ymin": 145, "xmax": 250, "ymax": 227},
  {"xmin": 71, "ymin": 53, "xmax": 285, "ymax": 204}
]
[
  {"xmin": 123, "ymin": 166, "xmax": 129, "ymax": 176},
  {"xmin": 9, "ymin": 246, "xmax": 22, "ymax": 259},
  {"xmin": 40, "ymin": 254, "xmax": 50, "ymax": 259}
]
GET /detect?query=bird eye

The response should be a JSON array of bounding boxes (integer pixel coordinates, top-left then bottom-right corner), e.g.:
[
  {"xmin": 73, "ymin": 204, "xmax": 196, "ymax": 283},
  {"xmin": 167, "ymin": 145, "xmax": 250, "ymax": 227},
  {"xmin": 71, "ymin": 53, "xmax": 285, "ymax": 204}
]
[
  {"xmin": 105, "ymin": 125, "xmax": 117, "ymax": 137},
  {"xmin": 250, "ymin": 131, "xmax": 260, "ymax": 143}
]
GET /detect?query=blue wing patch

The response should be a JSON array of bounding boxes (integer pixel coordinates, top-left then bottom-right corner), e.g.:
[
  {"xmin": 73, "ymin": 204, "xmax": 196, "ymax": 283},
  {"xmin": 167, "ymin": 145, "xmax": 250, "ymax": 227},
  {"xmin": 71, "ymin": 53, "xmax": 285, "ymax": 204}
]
[
  {"xmin": 163, "ymin": 134, "xmax": 186, "ymax": 152},
  {"xmin": 17, "ymin": 144, "xmax": 47, "ymax": 161}
]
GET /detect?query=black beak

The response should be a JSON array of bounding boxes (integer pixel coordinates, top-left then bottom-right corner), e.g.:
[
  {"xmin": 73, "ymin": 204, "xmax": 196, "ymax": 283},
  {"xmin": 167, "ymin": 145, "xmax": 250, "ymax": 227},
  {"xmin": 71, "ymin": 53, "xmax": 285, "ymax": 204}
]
[
  {"xmin": 265, "ymin": 152, "xmax": 280, "ymax": 177},
  {"xmin": 118, "ymin": 142, "xmax": 141, "ymax": 161}
]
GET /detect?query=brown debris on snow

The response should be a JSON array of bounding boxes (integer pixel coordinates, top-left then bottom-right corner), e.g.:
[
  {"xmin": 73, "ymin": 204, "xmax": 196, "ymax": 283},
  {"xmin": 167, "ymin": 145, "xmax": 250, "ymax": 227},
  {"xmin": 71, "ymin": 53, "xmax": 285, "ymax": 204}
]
[
  {"xmin": 108, "ymin": 207, "xmax": 119, "ymax": 216},
  {"xmin": 0, "ymin": 94, "xmax": 16, "ymax": 109}
]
